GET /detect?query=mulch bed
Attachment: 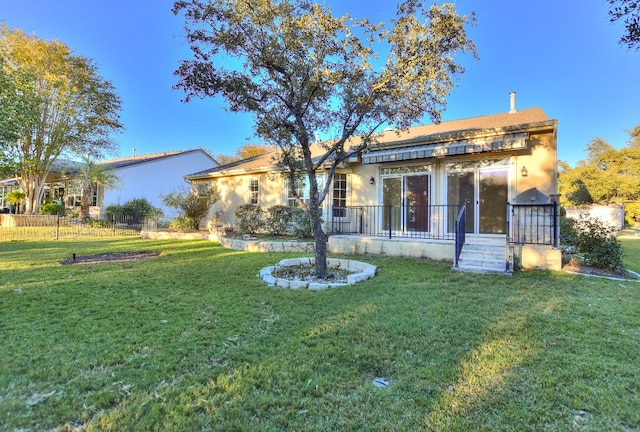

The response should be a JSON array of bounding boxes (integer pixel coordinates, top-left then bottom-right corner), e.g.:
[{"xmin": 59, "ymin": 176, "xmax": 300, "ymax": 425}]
[{"xmin": 60, "ymin": 252, "xmax": 163, "ymax": 265}]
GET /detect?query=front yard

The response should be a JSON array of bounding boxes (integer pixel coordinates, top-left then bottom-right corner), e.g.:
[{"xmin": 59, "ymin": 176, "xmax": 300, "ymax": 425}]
[{"xmin": 1, "ymin": 237, "xmax": 639, "ymax": 430}]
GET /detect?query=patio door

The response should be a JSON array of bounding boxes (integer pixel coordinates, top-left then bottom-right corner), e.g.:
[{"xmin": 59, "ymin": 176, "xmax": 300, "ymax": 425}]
[
  {"xmin": 479, "ymin": 170, "xmax": 508, "ymax": 234},
  {"xmin": 447, "ymin": 169, "xmax": 508, "ymax": 234},
  {"xmin": 382, "ymin": 174, "xmax": 430, "ymax": 232}
]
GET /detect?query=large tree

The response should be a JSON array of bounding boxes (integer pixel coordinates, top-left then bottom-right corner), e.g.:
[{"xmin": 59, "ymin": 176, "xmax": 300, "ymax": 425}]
[
  {"xmin": 0, "ymin": 25, "xmax": 123, "ymax": 214},
  {"xmin": 559, "ymin": 128, "xmax": 640, "ymax": 206},
  {"xmin": 173, "ymin": 0, "xmax": 476, "ymax": 277},
  {"xmin": 608, "ymin": 0, "xmax": 640, "ymax": 50}
]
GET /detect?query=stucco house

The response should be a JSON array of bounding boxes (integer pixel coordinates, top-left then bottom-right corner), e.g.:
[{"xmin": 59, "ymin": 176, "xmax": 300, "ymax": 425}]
[
  {"xmin": 1, "ymin": 149, "xmax": 218, "ymax": 218},
  {"xmin": 186, "ymin": 95, "xmax": 561, "ymax": 272}
]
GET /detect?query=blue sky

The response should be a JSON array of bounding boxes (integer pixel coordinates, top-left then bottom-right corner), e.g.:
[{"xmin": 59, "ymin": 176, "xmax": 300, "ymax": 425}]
[{"xmin": 2, "ymin": 0, "xmax": 638, "ymax": 166}]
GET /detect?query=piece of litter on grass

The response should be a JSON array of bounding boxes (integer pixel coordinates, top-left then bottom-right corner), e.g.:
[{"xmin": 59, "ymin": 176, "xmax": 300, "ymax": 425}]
[
  {"xmin": 13, "ymin": 288, "xmax": 22, "ymax": 293},
  {"xmin": 160, "ymin": 320, "xmax": 168, "ymax": 324},
  {"xmin": 373, "ymin": 377, "xmax": 389, "ymax": 388}
]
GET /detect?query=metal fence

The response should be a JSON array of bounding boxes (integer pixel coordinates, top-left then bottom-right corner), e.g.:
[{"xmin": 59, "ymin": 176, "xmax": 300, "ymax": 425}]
[
  {"xmin": 329, "ymin": 204, "xmax": 460, "ymax": 240},
  {"xmin": 509, "ymin": 203, "xmax": 559, "ymax": 247},
  {"xmin": 0, "ymin": 213, "xmax": 155, "ymax": 242}
]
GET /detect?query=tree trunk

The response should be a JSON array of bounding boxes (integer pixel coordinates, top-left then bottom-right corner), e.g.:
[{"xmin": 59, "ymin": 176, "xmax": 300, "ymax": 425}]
[
  {"xmin": 308, "ymin": 202, "xmax": 327, "ymax": 279},
  {"xmin": 19, "ymin": 173, "xmax": 46, "ymax": 214}
]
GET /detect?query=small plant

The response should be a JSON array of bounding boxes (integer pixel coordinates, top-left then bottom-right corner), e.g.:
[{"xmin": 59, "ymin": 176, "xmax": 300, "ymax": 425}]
[
  {"xmin": 235, "ymin": 204, "xmax": 263, "ymax": 234},
  {"xmin": 290, "ymin": 208, "xmax": 314, "ymax": 238},
  {"xmin": 265, "ymin": 205, "xmax": 292, "ymax": 236}
]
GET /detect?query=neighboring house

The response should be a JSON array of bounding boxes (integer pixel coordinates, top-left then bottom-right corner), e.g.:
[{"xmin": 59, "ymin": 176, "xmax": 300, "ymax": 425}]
[
  {"xmin": 97, "ymin": 149, "xmax": 218, "ymax": 217},
  {"xmin": 0, "ymin": 149, "xmax": 218, "ymax": 218},
  {"xmin": 187, "ymin": 95, "xmax": 561, "ymax": 272}
]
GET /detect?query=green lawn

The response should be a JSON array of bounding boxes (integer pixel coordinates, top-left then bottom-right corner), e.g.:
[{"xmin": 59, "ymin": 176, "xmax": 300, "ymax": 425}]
[{"xmin": 1, "ymin": 237, "xmax": 639, "ymax": 431}]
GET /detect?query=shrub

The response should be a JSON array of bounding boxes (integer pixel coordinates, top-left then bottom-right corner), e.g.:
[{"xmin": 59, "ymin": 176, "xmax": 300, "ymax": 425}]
[
  {"xmin": 163, "ymin": 186, "xmax": 219, "ymax": 231},
  {"xmin": 105, "ymin": 204, "xmax": 126, "ymax": 219},
  {"xmin": 169, "ymin": 216, "xmax": 193, "ymax": 231},
  {"xmin": 291, "ymin": 208, "xmax": 314, "ymax": 238},
  {"xmin": 265, "ymin": 205, "xmax": 292, "ymax": 236},
  {"xmin": 235, "ymin": 204, "xmax": 263, "ymax": 234},
  {"xmin": 39, "ymin": 202, "xmax": 64, "ymax": 215},
  {"xmin": 123, "ymin": 198, "xmax": 163, "ymax": 224},
  {"xmin": 566, "ymin": 215, "xmax": 624, "ymax": 271}
]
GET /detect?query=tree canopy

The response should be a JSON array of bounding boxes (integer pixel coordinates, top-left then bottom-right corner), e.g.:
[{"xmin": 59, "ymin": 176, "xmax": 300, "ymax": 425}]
[
  {"xmin": 559, "ymin": 126, "xmax": 640, "ymax": 208},
  {"xmin": 214, "ymin": 143, "xmax": 276, "ymax": 165},
  {"xmin": 0, "ymin": 25, "xmax": 123, "ymax": 213},
  {"xmin": 173, "ymin": 0, "xmax": 476, "ymax": 276},
  {"xmin": 608, "ymin": 0, "xmax": 640, "ymax": 50}
]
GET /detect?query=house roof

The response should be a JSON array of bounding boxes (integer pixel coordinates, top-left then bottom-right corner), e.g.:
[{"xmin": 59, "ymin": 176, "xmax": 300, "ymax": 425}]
[
  {"xmin": 186, "ymin": 107, "xmax": 557, "ymax": 180},
  {"xmin": 98, "ymin": 148, "xmax": 216, "ymax": 169},
  {"xmin": 365, "ymin": 107, "xmax": 554, "ymax": 149}
]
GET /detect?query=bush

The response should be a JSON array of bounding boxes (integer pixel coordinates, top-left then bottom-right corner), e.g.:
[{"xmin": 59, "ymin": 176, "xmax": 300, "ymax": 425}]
[
  {"xmin": 291, "ymin": 208, "xmax": 314, "ymax": 238},
  {"xmin": 39, "ymin": 202, "xmax": 64, "ymax": 215},
  {"xmin": 105, "ymin": 204, "xmax": 126, "ymax": 219},
  {"xmin": 123, "ymin": 198, "xmax": 163, "ymax": 224},
  {"xmin": 564, "ymin": 215, "xmax": 624, "ymax": 271},
  {"xmin": 235, "ymin": 204, "xmax": 263, "ymax": 234},
  {"xmin": 105, "ymin": 199, "xmax": 163, "ymax": 224},
  {"xmin": 163, "ymin": 186, "xmax": 219, "ymax": 231},
  {"xmin": 265, "ymin": 205, "xmax": 292, "ymax": 236}
]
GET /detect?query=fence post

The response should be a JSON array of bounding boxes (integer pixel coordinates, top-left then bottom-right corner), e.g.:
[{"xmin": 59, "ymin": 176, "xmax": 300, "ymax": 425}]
[
  {"xmin": 112, "ymin": 215, "xmax": 116, "ymax": 237},
  {"xmin": 56, "ymin": 213, "xmax": 60, "ymax": 240},
  {"xmin": 388, "ymin": 205, "xmax": 392, "ymax": 239}
]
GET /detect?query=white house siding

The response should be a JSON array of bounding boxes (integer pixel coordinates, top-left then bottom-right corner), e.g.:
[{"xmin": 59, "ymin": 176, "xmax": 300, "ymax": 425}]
[{"xmin": 102, "ymin": 151, "xmax": 218, "ymax": 217}]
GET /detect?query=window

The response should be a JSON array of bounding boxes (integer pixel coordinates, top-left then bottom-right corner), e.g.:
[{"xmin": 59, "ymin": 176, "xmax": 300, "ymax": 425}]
[
  {"xmin": 249, "ymin": 179, "xmax": 259, "ymax": 205},
  {"xmin": 332, "ymin": 173, "xmax": 347, "ymax": 217},
  {"xmin": 195, "ymin": 182, "xmax": 210, "ymax": 196},
  {"xmin": 286, "ymin": 175, "xmax": 323, "ymax": 208}
]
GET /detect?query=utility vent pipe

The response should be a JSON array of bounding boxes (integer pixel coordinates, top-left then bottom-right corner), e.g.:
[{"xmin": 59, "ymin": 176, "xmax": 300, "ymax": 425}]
[{"xmin": 509, "ymin": 92, "xmax": 517, "ymax": 113}]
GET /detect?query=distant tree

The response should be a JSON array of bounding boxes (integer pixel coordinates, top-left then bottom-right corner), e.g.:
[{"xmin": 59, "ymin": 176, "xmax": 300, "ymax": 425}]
[
  {"xmin": 559, "ymin": 126, "xmax": 640, "ymax": 206},
  {"xmin": 174, "ymin": 0, "xmax": 476, "ymax": 277},
  {"xmin": 214, "ymin": 143, "xmax": 275, "ymax": 165},
  {"xmin": 75, "ymin": 156, "xmax": 119, "ymax": 220},
  {"xmin": 608, "ymin": 0, "xmax": 640, "ymax": 50},
  {"xmin": 0, "ymin": 25, "xmax": 123, "ymax": 214}
]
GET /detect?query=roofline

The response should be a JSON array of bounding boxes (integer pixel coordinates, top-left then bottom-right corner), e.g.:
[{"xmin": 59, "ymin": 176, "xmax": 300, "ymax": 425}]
[{"xmin": 368, "ymin": 119, "xmax": 558, "ymax": 151}]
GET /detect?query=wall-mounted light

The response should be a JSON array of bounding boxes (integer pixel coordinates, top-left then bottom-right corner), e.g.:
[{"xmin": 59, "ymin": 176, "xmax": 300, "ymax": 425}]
[
  {"xmin": 369, "ymin": 176, "xmax": 375, "ymax": 185},
  {"xmin": 521, "ymin": 166, "xmax": 528, "ymax": 177}
]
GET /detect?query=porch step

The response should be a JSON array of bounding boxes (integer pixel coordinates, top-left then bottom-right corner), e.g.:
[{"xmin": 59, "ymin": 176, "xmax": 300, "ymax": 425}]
[{"xmin": 455, "ymin": 242, "xmax": 513, "ymax": 275}]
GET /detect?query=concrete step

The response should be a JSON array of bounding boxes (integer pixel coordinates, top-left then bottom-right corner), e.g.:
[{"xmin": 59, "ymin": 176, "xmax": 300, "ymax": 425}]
[{"xmin": 455, "ymin": 242, "xmax": 513, "ymax": 275}]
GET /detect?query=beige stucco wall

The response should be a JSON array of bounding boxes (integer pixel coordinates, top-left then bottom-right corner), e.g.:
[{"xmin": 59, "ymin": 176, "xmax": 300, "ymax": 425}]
[
  {"xmin": 513, "ymin": 244, "xmax": 562, "ymax": 271},
  {"xmin": 511, "ymin": 131, "xmax": 557, "ymax": 200},
  {"xmin": 328, "ymin": 235, "xmax": 454, "ymax": 261}
]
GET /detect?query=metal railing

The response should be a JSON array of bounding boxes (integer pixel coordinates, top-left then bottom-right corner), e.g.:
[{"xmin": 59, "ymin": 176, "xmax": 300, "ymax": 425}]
[
  {"xmin": 454, "ymin": 203, "xmax": 466, "ymax": 267},
  {"xmin": 509, "ymin": 203, "xmax": 559, "ymax": 247},
  {"xmin": 329, "ymin": 204, "xmax": 461, "ymax": 240},
  {"xmin": 0, "ymin": 213, "xmax": 154, "ymax": 242}
]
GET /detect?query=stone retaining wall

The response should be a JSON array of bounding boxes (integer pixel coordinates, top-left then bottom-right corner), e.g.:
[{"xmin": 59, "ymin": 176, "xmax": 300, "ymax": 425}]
[{"xmin": 220, "ymin": 237, "xmax": 315, "ymax": 253}]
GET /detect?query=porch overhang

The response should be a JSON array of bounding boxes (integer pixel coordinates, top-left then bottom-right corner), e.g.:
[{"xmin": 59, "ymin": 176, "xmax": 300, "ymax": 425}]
[{"xmin": 361, "ymin": 132, "xmax": 529, "ymax": 164}]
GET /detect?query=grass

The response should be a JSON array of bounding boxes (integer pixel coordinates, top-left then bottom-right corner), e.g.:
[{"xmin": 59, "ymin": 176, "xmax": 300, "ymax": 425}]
[{"xmin": 1, "ymin": 237, "xmax": 639, "ymax": 431}]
